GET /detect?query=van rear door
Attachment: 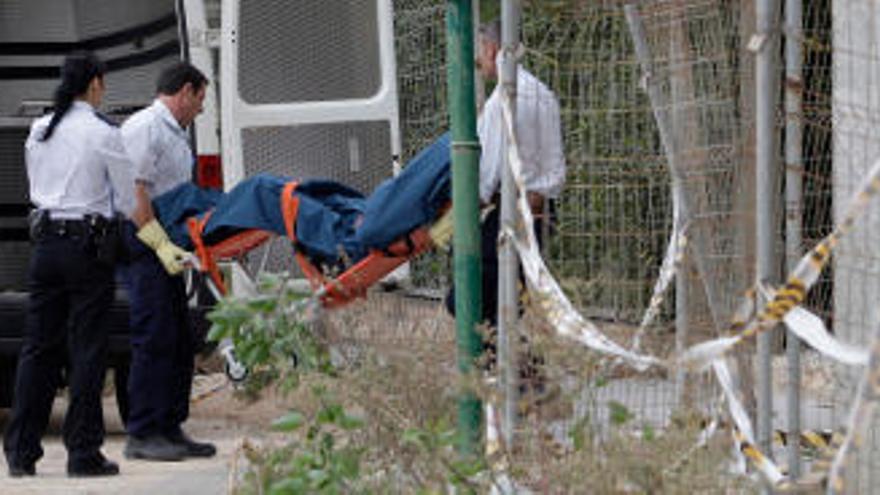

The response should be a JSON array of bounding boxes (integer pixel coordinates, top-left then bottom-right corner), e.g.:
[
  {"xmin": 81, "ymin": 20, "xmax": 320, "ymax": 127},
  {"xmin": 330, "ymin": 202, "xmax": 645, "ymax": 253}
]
[{"xmin": 218, "ymin": 0, "xmax": 401, "ymax": 192}]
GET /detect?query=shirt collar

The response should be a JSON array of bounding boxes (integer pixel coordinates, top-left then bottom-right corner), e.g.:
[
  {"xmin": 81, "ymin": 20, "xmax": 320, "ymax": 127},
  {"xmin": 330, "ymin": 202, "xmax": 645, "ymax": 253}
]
[
  {"xmin": 70, "ymin": 100, "xmax": 95, "ymax": 113},
  {"xmin": 151, "ymin": 99, "xmax": 186, "ymax": 135}
]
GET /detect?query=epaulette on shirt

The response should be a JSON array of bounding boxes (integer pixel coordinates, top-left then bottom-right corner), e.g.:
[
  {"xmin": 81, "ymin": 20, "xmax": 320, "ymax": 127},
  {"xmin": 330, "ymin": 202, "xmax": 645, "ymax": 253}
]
[{"xmin": 93, "ymin": 111, "xmax": 119, "ymax": 127}]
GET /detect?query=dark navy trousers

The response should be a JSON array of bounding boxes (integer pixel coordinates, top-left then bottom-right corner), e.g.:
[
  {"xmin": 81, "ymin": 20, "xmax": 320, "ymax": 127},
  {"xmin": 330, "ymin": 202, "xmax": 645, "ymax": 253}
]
[
  {"xmin": 3, "ymin": 232, "xmax": 114, "ymax": 466},
  {"xmin": 444, "ymin": 207, "xmax": 546, "ymax": 328},
  {"xmin": 123, "ymin": 224, "xmax": 194, "ymax": 438}
]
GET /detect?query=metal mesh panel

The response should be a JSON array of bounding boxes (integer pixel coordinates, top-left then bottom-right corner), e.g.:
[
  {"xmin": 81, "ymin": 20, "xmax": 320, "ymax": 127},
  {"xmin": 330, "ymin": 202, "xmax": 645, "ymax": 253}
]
[
  {"xmin": 237, "ymin": 0, "xmax": 381, "ymax": 104},
  {"xmin": 216, "ymin": 1, "xmax": 880, "ymax": 490},
  {"xmin": 393, "ymin": 0, "xmax": 448, "ymax": 162},
  {"xmin": 243, "ymin": 237, "xmax": 298, "ymax": 283},
  {"xmin": 0, "ymin": 125, "xmax": 30, "ymax": 291},
  {"xmin": 0, "ymin": 242, "xmax": 30, "ymax": 291},
  {"xmin": 102, "ymin": 56, "xmax": 178, "ymax": 109},
  {"xmin": 393, "ymin": 0, "xmax": 449, "ymax": 290},
  {"xmin": 0, "ymin": 127, "xmax": 29, "ymax": 204},
  {"xmin": 631, "ymin": 2, "xmax": 749, "ymax": 333},
  {"xmin": 241, "ymin": 121, "xmax": 392, "ymax": 193}
]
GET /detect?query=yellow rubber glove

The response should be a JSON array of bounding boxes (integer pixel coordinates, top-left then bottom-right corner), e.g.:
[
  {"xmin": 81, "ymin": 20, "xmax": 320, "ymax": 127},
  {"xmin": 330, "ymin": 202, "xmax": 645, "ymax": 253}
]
[
  {"xmin": 428, "ymin": 209, "xmax": 454, "ymax": 248},
  {"xmin": 136, "ymin": 219, "xmax": 190, "ymax": 275}
]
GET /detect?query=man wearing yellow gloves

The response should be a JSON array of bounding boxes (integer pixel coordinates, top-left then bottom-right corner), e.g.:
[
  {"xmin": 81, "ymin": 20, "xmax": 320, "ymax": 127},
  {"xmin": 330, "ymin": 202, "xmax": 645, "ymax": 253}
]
[{"xmin": 120, "ymin": 62, "xmax": 215, "ymax": 461}]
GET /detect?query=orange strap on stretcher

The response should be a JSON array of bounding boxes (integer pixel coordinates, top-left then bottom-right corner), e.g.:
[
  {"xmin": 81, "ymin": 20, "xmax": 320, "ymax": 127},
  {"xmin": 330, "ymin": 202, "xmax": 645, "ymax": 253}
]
[
  {"xmin": 188, "ymin": 213, "xmax": 273, "ymax": 297},
  {"xmin": 188, "ymin": 212, "xmax": 227, "ymax": 295},
  {"xmin": 281, "ymin": 181, "xmax": 326, "ymax": 290},
  {"xmin": 280, "ymin": 180, "xmax": 442, "ymax": 308}
]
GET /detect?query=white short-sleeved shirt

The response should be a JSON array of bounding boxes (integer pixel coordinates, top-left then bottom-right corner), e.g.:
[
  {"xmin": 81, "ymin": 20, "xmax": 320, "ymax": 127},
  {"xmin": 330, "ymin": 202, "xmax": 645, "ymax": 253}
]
[
  {"xmin": 120, "ymin": 99, "xmax": 193, "ymax": 198},
  {"xmin": 478, "ymin": 67, "xmax": 567, "ymax": 204},
  {"xmin": 26, "ymin": 101, "xmax": 135, "ymax": 219}
]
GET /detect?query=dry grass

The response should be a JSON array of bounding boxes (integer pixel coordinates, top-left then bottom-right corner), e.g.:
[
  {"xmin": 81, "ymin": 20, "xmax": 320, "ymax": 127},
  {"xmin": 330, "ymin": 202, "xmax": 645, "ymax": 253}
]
[{"xmin": 225, "ymin": 289, "xmax": 757, "ymax": 493}]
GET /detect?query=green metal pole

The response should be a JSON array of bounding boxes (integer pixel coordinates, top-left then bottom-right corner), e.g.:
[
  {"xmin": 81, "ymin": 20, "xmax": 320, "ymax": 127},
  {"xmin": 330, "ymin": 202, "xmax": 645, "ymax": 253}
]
[{"xmin": 446, "ymin": 0, "xmax": 482, "ymax": 457}]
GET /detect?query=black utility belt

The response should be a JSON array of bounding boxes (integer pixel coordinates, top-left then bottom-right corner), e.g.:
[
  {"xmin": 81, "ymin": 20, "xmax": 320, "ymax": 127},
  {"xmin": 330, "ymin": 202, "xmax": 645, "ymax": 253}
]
[
  {"xmin": 29, "ymin": 210, "xmax": 127, "ymax": 265},
  {"xmin": 32, "ymin": 214, "xmax": 111, "ymax": 239},
  {"xmin": 29, "ymin": 211, "xmax": 113, "ymax": 242},
  {"xmin": 43, "ymin": 218, "xmax": 93, "ymax": 238}
]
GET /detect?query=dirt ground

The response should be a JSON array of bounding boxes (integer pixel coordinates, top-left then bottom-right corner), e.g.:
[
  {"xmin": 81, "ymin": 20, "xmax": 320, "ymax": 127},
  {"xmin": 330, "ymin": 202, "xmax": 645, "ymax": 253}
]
[{"xmin": 0, "ymin": 373, "xmax": 292, "ymax": 495}]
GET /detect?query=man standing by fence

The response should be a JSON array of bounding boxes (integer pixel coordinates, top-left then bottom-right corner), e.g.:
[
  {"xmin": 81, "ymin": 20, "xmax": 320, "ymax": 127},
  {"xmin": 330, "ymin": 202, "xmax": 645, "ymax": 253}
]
[{"xmin": 446, "ymin": 19, "xmax": 566, "ymax": 375}]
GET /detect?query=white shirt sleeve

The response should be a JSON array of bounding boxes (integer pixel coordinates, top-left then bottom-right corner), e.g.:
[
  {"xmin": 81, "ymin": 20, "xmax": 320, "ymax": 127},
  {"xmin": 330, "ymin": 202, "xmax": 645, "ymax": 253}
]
[
  {"xmin": 478, "ymin": 94, "xmax": 505, "ymax": 204},
  {"xmin": 121, "ymin": 117, "xmax": 158, "ymax": 186},
  {"xmin": 99, "ymin": 129, "xmax": 136, "ymax": 217}
]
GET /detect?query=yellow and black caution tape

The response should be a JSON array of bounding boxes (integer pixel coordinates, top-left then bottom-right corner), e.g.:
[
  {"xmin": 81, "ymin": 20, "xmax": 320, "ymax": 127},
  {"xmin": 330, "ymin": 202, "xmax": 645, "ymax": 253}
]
[
  {"xmin": 758, "ymin": 318, "xmax": 880, "ymax": 494},
  {"xmin": 772, "ymin": 428, "xmax": 834, "ymax": 451},
  {"xmin": 824, "ymin": 320, "xmax": 880, "ymax": 494},
  {"xmin": 732, "ymin": 428, "xmax": 786, "ymax": 485},
  {"xmin": 775, "ymin": 428, "xmax": 846, "ymax": 492},
  {"xmin": 695, "ymin": 413, "xmax": 833, "ymax": 451},
  {"xmin": 496, "ymin": 67, "xmax": 880, "ymax": 491}
]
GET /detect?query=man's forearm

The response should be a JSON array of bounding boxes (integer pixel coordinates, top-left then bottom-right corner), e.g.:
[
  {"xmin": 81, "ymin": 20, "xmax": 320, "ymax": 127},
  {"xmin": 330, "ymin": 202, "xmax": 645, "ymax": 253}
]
[{"xmin": 131, "ymin": 181, "xmax": 155, "ymax": 228}]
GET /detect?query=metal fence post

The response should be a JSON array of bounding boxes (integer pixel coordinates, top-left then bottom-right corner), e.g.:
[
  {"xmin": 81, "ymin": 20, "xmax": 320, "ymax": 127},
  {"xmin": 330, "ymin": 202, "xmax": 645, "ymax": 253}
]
[
  {"xmin": 498, "ymin": 0, "xmax": 522, "ymax": 449},
  {"xmin": 784, "ymin": 0, "xmax": 803, "ymax": 479},
  {"xmin": 755, "ymin": 0, "xmax": 780, "ymax": 471},
  {"xmin": 447, "ymin": 0, "xmax": 483, "ymax": 457},
  {"xmin": 473, "ymin": 1, "xmax": 485, "ymax": 112}
]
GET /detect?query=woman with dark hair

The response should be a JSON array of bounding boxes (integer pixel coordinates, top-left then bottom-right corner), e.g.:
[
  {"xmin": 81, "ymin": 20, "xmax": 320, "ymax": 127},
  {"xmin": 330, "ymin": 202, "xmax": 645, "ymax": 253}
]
[{"xmin": 2, "ymin": 51, "xmax": 135, "ymax": 478}]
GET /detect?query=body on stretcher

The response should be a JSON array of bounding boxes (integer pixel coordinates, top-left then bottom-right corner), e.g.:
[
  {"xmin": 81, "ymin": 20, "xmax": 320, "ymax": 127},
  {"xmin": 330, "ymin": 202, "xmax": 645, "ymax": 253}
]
[{"xmin": 152, "ymin": 134, "xmax": 453, "ymax": 379}]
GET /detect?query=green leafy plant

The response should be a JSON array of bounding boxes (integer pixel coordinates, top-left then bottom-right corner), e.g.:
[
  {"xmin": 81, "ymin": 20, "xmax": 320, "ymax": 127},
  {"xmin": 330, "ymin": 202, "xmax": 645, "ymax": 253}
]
[
  {"xmin": 262, "ymin": 387, "xmax": 366, "ymax": 495},
  {"xmin": 208, "ymin": 274, "xmax": 366, "ymax": 494},
  {"xmin": 208, "ymin": 273, "xmax": 489, "ymax": 494},
  {"xmin": 402, "ymin": 419, "xmax": 489, "ymax": 493},
  {"xmin": 207, "ymin": 272, "xmax": 334, "ymax": 395},
  {"xmin": 608, "ymin": 400, "xmax": 634, "ymax": 426}
]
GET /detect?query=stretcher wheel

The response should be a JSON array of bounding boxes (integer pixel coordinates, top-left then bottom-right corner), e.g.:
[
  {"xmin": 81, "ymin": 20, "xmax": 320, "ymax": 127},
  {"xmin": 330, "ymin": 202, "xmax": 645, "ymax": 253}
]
[{"xmin": 225, "ymin": 360, "xmax": 248, "ymax": 383}]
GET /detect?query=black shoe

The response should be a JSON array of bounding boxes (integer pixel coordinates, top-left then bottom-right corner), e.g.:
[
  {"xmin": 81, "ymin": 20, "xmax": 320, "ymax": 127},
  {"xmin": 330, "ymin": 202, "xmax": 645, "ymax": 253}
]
[
  {"xmin": 124, "ymin": 435, "xmax": 187, "ymax": 462},
  {"xmin": 8, "ymin": 462, "xmax": 35, "ymax": 477},
  {"xmin": 166, "ymin": 430, "xmax": 216, "ymax": 458},
  {"xmin": 68, "ymin": 452, "xmax": 119, "ymax": 477}
]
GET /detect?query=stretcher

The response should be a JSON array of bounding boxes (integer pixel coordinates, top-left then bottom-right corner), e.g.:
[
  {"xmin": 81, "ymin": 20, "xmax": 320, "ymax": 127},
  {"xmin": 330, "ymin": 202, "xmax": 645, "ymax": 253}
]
[
  {"xmin": 152, "ymin": 134, "xmax": 452, "ymax": 382},
  {"xmin": 154, "ymin": 133, "xmax": 452, "ymax": 310}
]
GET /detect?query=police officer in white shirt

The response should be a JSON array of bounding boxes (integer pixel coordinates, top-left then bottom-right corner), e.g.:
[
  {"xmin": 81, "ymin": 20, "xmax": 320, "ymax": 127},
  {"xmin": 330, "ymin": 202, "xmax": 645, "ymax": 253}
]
[
  {"xmin": 3, "ymin": 52, "xmax": 134, "ymax": 478},
  {"xmin": 446, "ymin": 19, "xmax": 567, "ymax": 330},
  {"xmin": 120, "ymin": 62, "xmax": 215, "ymax": 462}
]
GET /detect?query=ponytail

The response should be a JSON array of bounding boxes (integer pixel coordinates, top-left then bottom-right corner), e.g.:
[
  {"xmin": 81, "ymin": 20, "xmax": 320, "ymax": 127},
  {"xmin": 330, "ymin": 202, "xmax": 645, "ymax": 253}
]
[{"xmin": 41, "ymin": 51, "xmax": 107, "ymax": 141}]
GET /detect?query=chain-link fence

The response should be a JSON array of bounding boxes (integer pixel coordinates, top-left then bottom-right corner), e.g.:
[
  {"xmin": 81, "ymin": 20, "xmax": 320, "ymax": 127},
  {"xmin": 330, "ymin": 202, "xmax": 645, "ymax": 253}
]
[
  {"xmin": 385, "ymin": 0, "xmax": 880, "ymax": 490},
  {"xmin": 197, "ymin": 0, "xmax": 880, "ymax": 490}
]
